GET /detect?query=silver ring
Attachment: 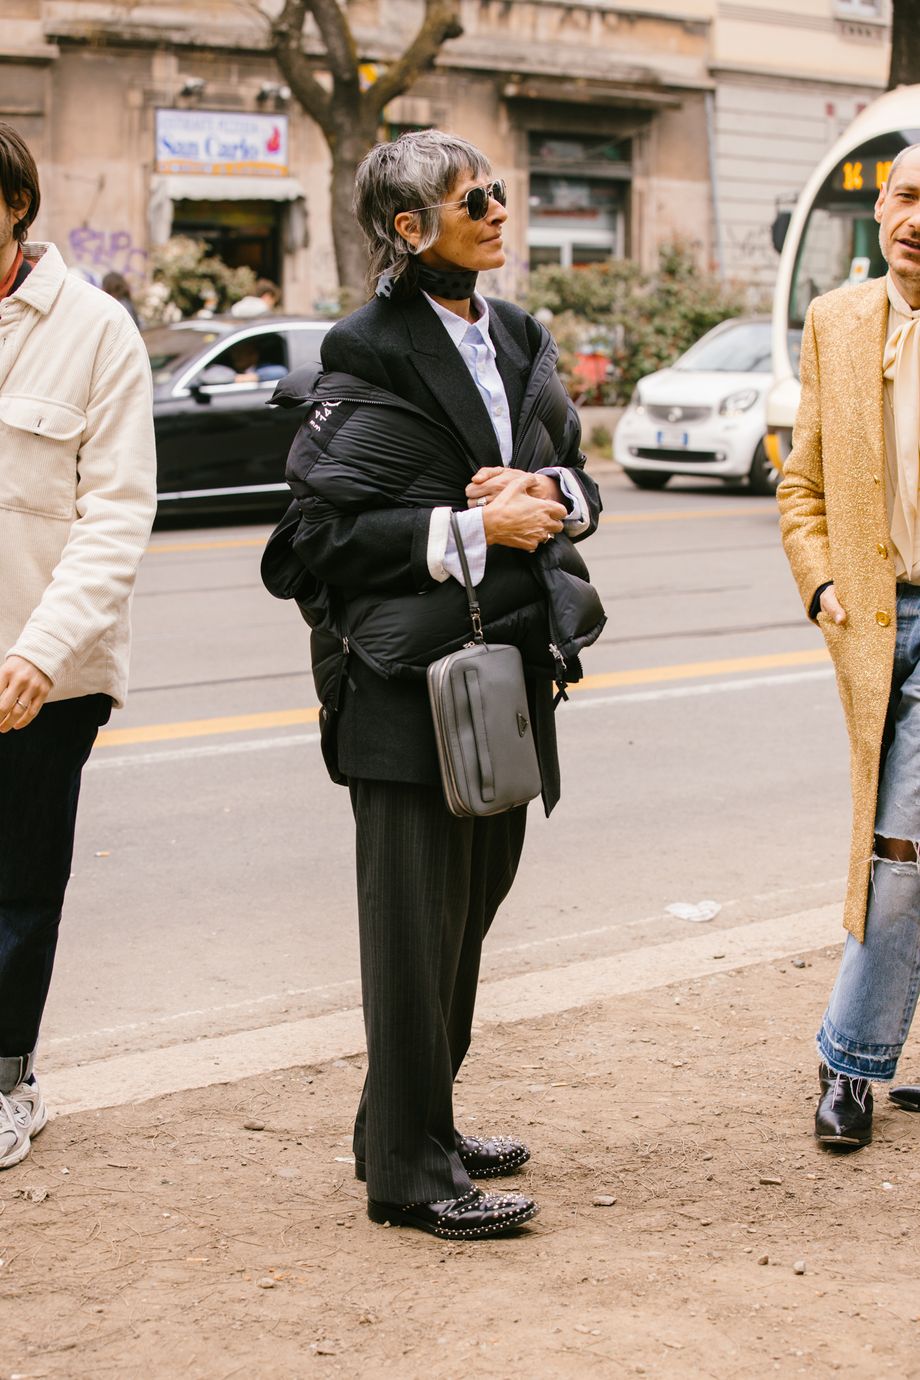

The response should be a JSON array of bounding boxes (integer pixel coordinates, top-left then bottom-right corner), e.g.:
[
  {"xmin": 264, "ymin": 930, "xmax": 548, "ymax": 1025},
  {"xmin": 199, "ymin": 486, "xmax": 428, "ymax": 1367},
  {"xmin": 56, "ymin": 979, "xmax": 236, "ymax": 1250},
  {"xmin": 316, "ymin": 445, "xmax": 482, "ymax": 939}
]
[
  {"xmin": 475, "ymin": 496, "xmax": 488, "ymax": 507},
  {"xmin": 15, "ymin": 698, "xmax": 28, "ymax": 711}
]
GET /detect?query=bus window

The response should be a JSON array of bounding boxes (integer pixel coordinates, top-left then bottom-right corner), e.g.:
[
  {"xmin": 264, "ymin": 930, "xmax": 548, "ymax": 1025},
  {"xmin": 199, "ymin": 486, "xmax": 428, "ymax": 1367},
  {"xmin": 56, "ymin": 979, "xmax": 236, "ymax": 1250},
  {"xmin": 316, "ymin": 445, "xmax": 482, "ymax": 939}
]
[{"xmin": 789, "ymin": 130, "xmax": 920, "ymax": 331}]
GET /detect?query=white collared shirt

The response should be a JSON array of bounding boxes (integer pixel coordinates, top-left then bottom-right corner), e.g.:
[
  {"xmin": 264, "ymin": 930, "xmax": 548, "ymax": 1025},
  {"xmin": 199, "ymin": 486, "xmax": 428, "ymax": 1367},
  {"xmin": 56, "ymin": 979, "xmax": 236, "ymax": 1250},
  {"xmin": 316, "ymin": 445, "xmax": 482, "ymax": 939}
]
[{"xmin": 422, "ymin": 292, "xmax": 589, "ymax": 585}]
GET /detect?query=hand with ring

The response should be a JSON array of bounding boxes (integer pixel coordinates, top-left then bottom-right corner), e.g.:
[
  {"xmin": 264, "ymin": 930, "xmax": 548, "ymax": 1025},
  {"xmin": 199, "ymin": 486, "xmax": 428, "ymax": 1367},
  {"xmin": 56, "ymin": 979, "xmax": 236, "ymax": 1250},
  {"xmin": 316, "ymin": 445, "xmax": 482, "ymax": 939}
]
[
  {"xmin": 0, "ymin": 655, "xmax": 53, "ymax": 732},
  {"xmin": 466, "ymin": 466, "xmax": 564, "ymax": 508},
  {"xmin": 478, "ymin": 471, "xmax": 567, "ymax": 552}
]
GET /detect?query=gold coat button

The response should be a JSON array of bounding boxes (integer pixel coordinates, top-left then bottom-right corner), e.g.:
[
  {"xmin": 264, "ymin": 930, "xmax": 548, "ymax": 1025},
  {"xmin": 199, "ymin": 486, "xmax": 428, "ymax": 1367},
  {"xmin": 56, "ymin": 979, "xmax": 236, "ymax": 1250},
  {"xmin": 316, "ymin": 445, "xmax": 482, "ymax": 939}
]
[
  {"xmin": 878, "ymin": 542, "xmax": 889, "ymax": 558},
  {"xmin": 876, "ymin": 610, "xmax": 891, "ymax": 627},
  {"xmin": 873, "ymin": 474, "xmax": 881, "ymax": 485}
]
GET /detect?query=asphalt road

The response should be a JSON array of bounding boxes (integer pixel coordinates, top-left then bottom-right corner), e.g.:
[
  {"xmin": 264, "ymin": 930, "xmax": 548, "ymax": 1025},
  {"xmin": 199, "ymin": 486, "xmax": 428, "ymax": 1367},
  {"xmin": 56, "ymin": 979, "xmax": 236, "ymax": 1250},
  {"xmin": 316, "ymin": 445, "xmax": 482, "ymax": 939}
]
[{"xmin": 41, "ymin": 468, "xmax": 850, "ymax": 1073}]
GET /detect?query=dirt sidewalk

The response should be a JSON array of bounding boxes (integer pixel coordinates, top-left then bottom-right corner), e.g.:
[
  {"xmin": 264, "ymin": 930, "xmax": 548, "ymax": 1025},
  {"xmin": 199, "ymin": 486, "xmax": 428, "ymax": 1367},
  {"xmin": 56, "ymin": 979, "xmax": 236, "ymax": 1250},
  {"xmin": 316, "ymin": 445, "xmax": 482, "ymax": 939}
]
[{"xmin": 3, "ymin": 942, "xmax": 919, "ymax": 1380}]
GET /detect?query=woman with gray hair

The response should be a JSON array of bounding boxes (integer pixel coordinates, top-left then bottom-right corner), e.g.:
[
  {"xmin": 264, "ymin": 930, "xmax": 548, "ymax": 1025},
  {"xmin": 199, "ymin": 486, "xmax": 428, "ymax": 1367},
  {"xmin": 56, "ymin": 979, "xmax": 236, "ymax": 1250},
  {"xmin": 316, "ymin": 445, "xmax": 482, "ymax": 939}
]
[{"xmin": 279, "ymin": 130, "xmax": 602, "ymax": 1240}]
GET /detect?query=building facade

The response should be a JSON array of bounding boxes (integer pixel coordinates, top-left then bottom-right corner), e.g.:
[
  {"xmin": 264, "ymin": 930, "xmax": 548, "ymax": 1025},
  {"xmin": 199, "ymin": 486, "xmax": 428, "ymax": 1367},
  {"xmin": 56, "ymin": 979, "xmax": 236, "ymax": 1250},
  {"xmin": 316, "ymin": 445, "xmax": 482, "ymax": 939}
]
[
  {"xmin": 0, "ymin": 0, "xmax": 892, "ymax": 311},
  {"xmin": 710, "ymin": 0, "xmax": 889, "ymax": 292}
]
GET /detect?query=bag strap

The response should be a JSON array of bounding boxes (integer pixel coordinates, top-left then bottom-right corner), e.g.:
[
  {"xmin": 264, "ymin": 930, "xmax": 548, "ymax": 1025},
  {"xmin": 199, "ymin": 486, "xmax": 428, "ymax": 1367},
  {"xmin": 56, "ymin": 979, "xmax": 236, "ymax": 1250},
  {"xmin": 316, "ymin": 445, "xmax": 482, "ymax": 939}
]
[{"xmin": 450, "ymin": 512, "xmax": 484, "ymax": 644}]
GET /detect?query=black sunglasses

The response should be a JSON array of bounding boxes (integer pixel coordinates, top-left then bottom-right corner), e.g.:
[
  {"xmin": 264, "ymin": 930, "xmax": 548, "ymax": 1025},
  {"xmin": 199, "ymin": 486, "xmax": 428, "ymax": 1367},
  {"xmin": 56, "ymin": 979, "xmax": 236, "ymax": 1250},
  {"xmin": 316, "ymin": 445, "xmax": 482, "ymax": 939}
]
[{"xmin": 408, "ymin": 179, "xmax": 508, "ymax": 222}]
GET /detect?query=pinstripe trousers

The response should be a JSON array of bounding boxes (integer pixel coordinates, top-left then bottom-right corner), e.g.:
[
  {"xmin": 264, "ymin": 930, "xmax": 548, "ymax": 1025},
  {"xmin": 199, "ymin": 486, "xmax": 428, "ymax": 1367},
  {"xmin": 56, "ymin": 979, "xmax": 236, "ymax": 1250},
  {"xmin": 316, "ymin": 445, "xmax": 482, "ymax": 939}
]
[{"xmin": 348, "ymin": 778, "xmax": 527, "ymax": 1205}]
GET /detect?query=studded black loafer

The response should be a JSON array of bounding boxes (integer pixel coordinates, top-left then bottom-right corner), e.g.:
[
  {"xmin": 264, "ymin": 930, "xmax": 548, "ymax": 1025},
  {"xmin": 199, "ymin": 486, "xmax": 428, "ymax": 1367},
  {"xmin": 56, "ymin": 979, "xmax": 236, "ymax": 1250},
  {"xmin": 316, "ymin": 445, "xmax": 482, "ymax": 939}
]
[
  {"xmin": 888, "ymin": 1084, "xmax": 920, "ymax": 1111},
  {"xmin": 815, "ymin": 1062, "xmax": 873, "ymax": 1149},
  {"xmin": 454, "ymin": 1133, "xmax": 530, "ymax": 1177},
  {"xmin": 367, "ymin": 1187, "xmax": 539, "ymax": 1240},
  {"xmin": 355, "ymin": 1131, "xmax": 530, "ymax": 1183}
]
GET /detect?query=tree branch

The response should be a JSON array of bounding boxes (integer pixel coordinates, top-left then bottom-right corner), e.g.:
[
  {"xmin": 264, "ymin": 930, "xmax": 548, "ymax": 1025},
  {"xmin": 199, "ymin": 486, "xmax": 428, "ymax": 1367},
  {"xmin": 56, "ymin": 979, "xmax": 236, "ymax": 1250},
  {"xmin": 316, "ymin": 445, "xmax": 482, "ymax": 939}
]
[
  {"xmin": 271, "ymin": 0, "xmax": 334, "ymax": 131},
  {"xmin": 308, "ymin": 0, "xmax": 360, "ymax": 86},
  {"xmin": 362, "ymin": 0, "xmax": 462, "ymax": 113}
]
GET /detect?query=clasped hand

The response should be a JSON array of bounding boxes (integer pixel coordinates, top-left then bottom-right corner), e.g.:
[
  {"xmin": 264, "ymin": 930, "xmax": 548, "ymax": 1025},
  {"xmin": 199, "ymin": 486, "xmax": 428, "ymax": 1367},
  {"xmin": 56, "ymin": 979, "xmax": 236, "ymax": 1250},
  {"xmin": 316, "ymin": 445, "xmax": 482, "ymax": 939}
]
[{"xmin": 466, "ymin": 467, "xmax": 566, "ymax": 552}]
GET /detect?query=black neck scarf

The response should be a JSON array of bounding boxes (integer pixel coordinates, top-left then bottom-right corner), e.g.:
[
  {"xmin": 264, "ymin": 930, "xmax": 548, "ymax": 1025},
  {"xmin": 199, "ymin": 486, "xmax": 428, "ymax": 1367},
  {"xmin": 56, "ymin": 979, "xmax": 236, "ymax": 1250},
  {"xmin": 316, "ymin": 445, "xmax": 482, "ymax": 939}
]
[
  {"xmin": 416, "ymin": 262, "xmax": 478, "ymax": 300},
  {"xmin": 376, "ymin": 262, "xmax": 478, "ymax": 301}
]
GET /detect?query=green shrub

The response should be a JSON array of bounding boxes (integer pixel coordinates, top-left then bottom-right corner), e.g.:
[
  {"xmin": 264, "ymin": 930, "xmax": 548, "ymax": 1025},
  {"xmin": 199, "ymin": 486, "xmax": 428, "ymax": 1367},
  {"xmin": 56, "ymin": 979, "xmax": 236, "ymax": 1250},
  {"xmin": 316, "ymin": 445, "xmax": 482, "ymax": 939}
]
[
  {"xmin": 527, "ymin": 260, "xmax": 641, "ymax": 321},
  {"xmin": 527, "ymin": 244, "xmax": 754, "ymax": 404}
]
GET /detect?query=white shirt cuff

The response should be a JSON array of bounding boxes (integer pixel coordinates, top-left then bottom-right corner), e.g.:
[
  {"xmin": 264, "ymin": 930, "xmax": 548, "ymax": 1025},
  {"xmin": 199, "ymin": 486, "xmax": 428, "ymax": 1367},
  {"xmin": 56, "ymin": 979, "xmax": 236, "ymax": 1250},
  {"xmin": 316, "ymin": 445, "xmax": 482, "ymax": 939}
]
[
  {"xmin": 427, "ymin": 506, "xmax": 454, "ymax": 582},
  {"xmin": 539, "ymin": 466, "xmax": 591, "ymax": 536},
  {"xmin": 442, "ymin": 507, "xmax": 487, "ymax": 586}
]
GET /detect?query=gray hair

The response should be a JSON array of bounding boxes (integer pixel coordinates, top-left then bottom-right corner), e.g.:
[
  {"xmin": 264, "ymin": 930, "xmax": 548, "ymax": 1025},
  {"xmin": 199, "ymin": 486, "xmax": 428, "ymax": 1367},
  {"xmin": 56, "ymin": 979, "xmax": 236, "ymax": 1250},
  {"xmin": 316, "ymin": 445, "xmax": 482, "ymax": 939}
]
[
  {"xmin": 354, "ymin": 130, "xmax": 491, "ymax": 297},
  {"xmin": 885, "ymin": 142, "xmax": 920, "ymax": 189}
]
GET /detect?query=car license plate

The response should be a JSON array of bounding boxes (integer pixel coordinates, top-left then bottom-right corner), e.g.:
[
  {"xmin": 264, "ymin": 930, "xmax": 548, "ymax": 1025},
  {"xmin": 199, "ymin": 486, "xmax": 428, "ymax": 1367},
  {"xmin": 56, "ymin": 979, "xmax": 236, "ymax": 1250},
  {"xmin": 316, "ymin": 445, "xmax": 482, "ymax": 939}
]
[{"xmin": 656, "ymin": 427, "xmax": 689, "ymax": 448}]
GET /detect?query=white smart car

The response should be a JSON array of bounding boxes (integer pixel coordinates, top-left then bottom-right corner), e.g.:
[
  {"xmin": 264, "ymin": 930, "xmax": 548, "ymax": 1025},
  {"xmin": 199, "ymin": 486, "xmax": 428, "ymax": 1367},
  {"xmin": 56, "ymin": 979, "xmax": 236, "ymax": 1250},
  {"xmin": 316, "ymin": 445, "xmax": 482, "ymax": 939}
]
[{"xmin": 613, "ymin": 316, "xmax": 801, "ymax": 494}]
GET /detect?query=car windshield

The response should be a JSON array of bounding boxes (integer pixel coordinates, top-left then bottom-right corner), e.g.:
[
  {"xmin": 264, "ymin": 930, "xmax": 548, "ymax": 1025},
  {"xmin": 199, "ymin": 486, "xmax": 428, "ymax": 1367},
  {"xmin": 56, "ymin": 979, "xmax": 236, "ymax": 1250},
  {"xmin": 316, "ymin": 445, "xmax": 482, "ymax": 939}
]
[
  {"xmin": 143, "ymin": 325, "xmax": 226, "ymax": 384},
  {"xmin": 673, "ymin": 321, "xmax": 773, "ymax": 373}
]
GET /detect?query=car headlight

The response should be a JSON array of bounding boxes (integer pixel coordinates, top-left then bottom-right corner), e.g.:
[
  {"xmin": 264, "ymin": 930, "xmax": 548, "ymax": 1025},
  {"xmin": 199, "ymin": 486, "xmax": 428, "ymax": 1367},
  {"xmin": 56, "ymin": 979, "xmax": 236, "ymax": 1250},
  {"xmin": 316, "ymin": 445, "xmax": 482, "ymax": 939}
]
[
  {"xmin": 718, "ymin": 389, "xmax": 759, "ymax": 416},
  {"xmin": 630, "ymin": 386, "xmax": 645, "ymax": 416}
]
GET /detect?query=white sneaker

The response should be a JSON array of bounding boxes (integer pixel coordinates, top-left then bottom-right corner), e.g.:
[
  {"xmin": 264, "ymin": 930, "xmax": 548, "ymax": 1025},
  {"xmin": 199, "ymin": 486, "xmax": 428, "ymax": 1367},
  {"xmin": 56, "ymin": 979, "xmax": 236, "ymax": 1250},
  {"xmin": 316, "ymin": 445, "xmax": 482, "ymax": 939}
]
[{"xmin": 0, "ymin": 1079, "xmax": 48, "ymax": 1170}]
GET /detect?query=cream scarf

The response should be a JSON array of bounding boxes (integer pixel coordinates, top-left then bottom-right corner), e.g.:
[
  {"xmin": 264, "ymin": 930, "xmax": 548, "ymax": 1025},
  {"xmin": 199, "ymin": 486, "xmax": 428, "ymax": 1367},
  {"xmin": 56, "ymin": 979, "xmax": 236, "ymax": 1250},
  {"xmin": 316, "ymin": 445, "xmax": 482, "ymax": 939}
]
[{"xmin": 883, "ymin": 274, "xmax": 920, "ymax": 579}]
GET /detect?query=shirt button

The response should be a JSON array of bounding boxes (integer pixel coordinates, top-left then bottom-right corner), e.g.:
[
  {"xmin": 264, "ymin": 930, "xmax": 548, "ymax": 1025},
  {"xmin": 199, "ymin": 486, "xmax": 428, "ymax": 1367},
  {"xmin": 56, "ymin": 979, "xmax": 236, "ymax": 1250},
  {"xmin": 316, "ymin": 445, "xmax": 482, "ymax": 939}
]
[
  {"xmin": 876, "ymin": 610, "xmax": 891, "ymax": 627},
  {"xmin": 878, "ymin": 543, "xmax": 889, "ymax": 558}
]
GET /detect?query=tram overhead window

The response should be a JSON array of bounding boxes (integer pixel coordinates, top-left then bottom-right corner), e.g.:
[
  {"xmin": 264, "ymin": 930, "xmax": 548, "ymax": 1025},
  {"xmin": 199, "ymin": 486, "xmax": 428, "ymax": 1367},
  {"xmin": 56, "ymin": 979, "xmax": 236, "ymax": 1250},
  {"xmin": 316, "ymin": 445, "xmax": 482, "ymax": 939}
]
[{"xmin": 789, "ymin": 130, "xmax": 920, "ymax": 330}]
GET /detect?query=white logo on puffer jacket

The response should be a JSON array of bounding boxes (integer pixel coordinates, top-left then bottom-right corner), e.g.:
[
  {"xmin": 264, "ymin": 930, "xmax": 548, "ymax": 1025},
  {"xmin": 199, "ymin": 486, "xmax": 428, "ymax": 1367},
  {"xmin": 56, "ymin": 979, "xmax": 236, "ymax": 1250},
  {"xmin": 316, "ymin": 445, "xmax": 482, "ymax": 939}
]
[{"xmin": 308, "ymin": 400, "xmax": 341, "ymax": 434}]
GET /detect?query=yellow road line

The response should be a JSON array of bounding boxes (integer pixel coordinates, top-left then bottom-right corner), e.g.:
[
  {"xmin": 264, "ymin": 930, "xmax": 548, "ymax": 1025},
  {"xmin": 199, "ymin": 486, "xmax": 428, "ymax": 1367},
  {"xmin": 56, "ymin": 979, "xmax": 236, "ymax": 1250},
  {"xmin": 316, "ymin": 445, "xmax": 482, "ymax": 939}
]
[
  {"xmin": 96, "ymin": 648, "xmax": 828, "ymax": 749},
  {"xmin": 602, "ymin": 504, "xmax": 770, "ymax": 524},
  {"xmin": 98, "ymin": 706, "xmax": 320, "ymax": 748},
  {"xmin": 571, "ymin": 648, "xmax": 827, "ymax": 692}
]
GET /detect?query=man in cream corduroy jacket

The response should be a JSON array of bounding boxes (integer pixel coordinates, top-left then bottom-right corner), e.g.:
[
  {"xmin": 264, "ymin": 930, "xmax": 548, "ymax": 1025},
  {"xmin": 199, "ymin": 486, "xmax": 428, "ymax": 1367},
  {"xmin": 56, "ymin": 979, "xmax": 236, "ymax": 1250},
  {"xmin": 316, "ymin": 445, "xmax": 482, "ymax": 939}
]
[
  {"xmin": 778, "ymin": 142, "xmax": 920, "ymax": 1152},
  {"xmin": 0, "ymin": 123, "xmax": 156, "ymax": 1168}
]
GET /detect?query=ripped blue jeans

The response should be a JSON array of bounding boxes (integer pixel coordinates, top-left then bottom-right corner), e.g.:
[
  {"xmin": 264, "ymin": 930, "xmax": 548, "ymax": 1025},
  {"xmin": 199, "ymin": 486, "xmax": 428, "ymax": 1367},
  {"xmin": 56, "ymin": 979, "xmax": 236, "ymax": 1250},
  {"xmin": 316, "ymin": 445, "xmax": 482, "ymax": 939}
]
[{"xmin": 819, "ymin": 583, "xmax": 920, "ymax": 1081}]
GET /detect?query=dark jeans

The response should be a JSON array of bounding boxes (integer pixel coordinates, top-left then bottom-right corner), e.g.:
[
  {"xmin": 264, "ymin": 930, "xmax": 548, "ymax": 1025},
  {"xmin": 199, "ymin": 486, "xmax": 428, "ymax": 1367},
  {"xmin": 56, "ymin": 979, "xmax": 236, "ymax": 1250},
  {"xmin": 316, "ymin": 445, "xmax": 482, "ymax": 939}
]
[{"xmin": 0, "ymin": 693, "xmax": 110, "ymax": 1093}]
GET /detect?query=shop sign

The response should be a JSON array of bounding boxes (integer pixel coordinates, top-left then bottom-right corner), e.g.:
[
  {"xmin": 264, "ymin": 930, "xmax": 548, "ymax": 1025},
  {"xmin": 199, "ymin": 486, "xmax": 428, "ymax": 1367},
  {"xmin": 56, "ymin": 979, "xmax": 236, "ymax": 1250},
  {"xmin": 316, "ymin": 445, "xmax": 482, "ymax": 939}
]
[{"xmin": 155, "ymin": 109, "xmax": 289, "ymax": 176}]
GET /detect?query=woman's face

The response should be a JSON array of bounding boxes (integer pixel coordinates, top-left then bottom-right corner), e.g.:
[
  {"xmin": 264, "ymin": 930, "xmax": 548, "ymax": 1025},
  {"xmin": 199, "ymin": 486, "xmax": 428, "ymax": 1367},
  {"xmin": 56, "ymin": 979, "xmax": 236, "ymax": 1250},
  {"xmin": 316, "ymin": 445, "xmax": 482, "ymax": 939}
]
[{"xmin": 416, "ymin": 171, "xmax": 508, "ymax": 273}]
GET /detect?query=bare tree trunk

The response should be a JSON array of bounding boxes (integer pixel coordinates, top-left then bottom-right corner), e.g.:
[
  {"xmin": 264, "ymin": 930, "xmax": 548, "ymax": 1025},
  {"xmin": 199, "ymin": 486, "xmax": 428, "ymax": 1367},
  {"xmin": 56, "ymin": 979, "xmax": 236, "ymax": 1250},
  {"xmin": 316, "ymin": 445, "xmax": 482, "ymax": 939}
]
[
  {"xmin": 267, "ymin": 0, "xmax": 462, "ymax": 310},
  {"xmin": 328, "ymin": 116, "xmax": 379, "ymax": 307},
  {"xmin": 888, "ymin": 0, "xmax": 920, "ymax": 88}
]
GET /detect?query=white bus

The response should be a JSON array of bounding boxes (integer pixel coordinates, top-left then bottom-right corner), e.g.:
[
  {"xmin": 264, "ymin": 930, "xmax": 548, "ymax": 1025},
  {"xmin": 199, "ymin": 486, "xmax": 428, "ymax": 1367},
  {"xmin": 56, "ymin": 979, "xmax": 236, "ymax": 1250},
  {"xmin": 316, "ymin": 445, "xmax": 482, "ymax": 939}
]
[{"xmin": 765, "ymin": 85, "xmax": 920, "ymax": 474}]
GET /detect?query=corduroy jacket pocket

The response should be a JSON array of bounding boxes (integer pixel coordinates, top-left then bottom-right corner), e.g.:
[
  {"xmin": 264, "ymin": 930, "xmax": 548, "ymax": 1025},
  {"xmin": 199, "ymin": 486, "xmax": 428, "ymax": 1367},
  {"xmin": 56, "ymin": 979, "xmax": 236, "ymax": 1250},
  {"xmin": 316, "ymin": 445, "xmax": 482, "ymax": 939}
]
[{"xmin": 0, "ymin": 394, "xmax": 84, "ymax": 518}]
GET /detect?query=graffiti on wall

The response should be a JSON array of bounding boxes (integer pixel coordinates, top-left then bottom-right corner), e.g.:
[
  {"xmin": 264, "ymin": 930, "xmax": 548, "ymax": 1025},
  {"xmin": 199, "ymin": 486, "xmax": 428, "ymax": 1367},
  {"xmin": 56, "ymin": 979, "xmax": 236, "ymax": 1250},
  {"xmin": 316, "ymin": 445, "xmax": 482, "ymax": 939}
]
[{"xmin": 67, "ymin": 227, "xmax": 148, "ymax": 286}]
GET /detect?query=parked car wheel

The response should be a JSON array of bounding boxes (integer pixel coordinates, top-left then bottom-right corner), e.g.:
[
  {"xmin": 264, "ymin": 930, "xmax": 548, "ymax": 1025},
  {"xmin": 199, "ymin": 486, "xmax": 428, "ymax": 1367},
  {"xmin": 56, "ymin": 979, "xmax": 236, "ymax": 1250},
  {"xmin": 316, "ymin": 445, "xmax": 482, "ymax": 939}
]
[
  {"xmin": 623, "ymin": 469, "xmax": 670, "ymax": 491},
  {"xmin": 748, "ymin": 439, "xmax": 779, "ymax": 496}
]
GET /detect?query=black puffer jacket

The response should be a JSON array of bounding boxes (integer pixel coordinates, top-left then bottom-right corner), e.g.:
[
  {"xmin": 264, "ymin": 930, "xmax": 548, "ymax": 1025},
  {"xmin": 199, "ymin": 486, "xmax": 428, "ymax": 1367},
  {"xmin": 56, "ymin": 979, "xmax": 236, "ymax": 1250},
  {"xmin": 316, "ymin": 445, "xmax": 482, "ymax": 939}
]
[{"xmin": 270, "ymin": 335, "xmax": 605, "ymax": 683}]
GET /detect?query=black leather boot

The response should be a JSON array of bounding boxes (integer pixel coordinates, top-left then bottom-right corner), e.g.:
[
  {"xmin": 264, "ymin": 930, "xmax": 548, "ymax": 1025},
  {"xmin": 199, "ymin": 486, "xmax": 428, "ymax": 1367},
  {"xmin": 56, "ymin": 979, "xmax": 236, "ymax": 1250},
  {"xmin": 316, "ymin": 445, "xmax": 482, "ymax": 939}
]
[
  {"xmin": 815, "ymin": 1062, "xmax": 873, "ymax": 1149},
  {"xmin": 888, "ymin": 1084, "xmax": 920, "ymax": 1112}
]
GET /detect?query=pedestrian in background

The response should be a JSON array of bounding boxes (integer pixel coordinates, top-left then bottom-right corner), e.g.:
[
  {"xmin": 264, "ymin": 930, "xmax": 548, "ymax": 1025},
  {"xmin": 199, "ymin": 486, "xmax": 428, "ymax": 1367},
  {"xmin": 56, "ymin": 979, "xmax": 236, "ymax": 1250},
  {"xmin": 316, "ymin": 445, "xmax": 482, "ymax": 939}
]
[
  {"xmin": 230, "ymin": 278, "xmax": 280, "ymax": 318},
  {"xmin": 0, "ymin": 122, "xmax": 157, "ymax": 1168},
  {"xmin": 101, "ymin": 270, "xmax": 140, "ymax": 327},
  {"xmin": 778, "ymin": 142, "xmax": 920, "ymax": 1149},
  {"xmin": 277, "ymin": 131, "xmax": 602, "ymax": 1239}
]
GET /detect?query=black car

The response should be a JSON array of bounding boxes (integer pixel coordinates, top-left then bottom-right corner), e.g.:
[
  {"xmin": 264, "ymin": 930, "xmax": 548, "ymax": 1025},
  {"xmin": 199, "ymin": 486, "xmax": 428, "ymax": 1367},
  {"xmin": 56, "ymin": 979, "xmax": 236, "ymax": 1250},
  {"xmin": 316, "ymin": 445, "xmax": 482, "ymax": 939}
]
[{"xmin": 144, "ymin": 315, "xmax": 331, "ymax": 518}]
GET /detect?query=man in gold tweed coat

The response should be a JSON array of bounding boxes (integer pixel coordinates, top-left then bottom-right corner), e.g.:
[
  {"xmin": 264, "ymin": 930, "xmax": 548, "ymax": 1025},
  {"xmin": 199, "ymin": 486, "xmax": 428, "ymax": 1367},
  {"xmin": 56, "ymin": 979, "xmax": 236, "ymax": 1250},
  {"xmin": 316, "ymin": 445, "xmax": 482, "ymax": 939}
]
[{"xmin": 779, "ymin": 143, "xmax": 920, "ymax": 1150}]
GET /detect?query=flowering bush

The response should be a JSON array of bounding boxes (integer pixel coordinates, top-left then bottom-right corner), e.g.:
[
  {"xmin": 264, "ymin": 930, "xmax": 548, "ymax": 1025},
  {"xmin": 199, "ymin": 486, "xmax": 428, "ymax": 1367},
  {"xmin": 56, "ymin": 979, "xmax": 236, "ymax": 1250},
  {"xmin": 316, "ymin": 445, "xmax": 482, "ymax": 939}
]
[{"xmin": 137, "ymin": 237, "xmax": 257, "ymax": 323}]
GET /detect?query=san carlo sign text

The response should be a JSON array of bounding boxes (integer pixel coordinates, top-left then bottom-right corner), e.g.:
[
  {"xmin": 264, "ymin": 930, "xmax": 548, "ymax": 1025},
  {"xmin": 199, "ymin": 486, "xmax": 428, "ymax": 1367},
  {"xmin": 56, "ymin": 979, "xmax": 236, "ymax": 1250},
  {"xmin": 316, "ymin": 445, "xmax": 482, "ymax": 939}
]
[{"xmin": 155, "ymin": 109, "xmax": 289, "ymax": 177}]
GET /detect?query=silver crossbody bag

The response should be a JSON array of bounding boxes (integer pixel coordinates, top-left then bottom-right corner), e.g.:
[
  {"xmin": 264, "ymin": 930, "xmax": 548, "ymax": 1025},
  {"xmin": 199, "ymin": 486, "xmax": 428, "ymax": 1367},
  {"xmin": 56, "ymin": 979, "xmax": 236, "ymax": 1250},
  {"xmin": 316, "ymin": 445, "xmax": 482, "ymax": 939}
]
[{"xmin": 427, "ymin": 514, "xmax": 542, "ymax": 818}]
